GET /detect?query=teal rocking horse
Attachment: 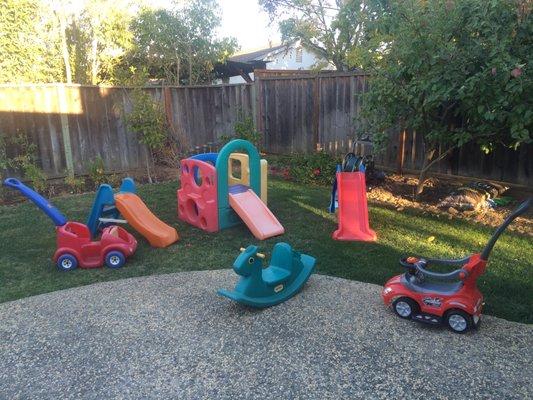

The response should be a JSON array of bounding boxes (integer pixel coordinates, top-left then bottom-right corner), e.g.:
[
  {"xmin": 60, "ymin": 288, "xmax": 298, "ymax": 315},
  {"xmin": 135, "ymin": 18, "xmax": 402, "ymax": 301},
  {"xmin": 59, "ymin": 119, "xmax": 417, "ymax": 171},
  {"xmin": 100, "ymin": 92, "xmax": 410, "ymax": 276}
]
[{"xmin": 218, "ymin": 242, "xmax": 316, "ymax": 308}]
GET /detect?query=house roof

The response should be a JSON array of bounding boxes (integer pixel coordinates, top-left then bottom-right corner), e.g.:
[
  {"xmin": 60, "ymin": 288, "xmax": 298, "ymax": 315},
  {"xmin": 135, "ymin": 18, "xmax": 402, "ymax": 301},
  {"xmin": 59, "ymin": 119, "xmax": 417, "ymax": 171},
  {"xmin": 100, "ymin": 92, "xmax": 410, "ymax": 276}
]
[{"xmin": 229, "ymin": 44, "xmax": 290, "ymax": 63}]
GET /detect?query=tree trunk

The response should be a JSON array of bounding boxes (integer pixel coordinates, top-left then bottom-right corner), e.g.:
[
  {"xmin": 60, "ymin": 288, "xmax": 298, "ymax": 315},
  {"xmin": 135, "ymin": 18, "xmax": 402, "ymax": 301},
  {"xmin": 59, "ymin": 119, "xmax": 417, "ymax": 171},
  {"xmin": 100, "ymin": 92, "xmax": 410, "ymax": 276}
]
[
  {"xmin": 58, "ymin": 13, "xmax": 72, "ymax": 84},
  {"xmin": 176, "ymin": 57, "xmax": 180, "ymax": 86},
  {"xmin": 415, "ymin": 148, "xmax": 436, "ymax": 197},
  {"xmin": 188, "ymin": 44, "xmax": 193, "ymax": 84},
  {"xmin": 90, "ymin": 32, "xmax": 98, "ymax": 85},
  {"xmin": 415, "ymin": 146, "xmax": 454, "ymax": 197}
]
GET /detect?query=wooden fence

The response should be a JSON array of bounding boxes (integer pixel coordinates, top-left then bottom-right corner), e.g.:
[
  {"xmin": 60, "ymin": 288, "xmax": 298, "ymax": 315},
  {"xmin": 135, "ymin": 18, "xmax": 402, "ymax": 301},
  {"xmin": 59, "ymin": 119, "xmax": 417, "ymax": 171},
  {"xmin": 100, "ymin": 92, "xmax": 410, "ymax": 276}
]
[
  {"xmin": 255, "ymin": 72, "xmax": 532, "ymax": 186},
  {"xmin": 0, "ymin": 83, "xmax": 253, "ymax": 177},
  {"xmin": 0, "ymin": 73, "xmax": 531, "ymax": 186}
]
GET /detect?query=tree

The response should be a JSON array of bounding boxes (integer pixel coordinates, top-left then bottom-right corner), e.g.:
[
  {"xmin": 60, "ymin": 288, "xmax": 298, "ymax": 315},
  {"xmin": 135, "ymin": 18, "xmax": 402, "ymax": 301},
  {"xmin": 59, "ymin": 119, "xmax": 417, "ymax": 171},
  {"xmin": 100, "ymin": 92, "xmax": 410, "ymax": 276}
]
[
  {"xmin": 127, "ymin": 8, "xmax": 187, "ymax": 85},
  {"xmin": 49, "ymin": 0, "xmax": 78, "ymax": 84},
  {"xmin": 69, "ymin": 0, "xmax": 134, "ymax": 84},
  {"xmin": 358, "ymin": 0, "xmax": 532, "ymax": 195},
  {"xmin": 259, "ymin": 0, "xmax": 386, "ymax": 70},
  {"xmin": 0, "ymin": 0, "xmax": 63, "ymax": 83},
  {"xmin": 126, "ymin": 0, "xmax": 237, "ymax": 85},
  {"xmin": 126, "ymin": 87, "xmax": 168, "ymax": 183}
]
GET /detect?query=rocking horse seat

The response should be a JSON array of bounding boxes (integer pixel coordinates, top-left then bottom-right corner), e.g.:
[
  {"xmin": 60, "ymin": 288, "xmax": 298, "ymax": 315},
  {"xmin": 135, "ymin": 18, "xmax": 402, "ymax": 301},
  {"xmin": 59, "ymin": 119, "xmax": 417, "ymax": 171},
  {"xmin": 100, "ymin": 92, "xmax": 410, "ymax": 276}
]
[
  {"xmin": 262, "ymin": 266, "xmax": 291, "ymax": 286},
  {"xmin": 218, "ymin": 242, "xmax": 316, "ymax": 308},
  {"xmin": 262, "ymin": 242, "xmax": 293, "ymax": 286}
]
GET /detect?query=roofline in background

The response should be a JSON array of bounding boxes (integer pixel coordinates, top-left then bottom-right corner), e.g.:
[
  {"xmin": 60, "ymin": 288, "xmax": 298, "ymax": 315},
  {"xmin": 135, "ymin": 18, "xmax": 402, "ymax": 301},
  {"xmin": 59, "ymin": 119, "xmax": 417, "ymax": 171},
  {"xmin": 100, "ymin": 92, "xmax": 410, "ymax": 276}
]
[
  {"xmin": 228, "ymin": 41, "xmax": 299, "ymax": 63},
  {"xmin": 254, "ymin": 70, "xmax": 368, "ymax": 80}
]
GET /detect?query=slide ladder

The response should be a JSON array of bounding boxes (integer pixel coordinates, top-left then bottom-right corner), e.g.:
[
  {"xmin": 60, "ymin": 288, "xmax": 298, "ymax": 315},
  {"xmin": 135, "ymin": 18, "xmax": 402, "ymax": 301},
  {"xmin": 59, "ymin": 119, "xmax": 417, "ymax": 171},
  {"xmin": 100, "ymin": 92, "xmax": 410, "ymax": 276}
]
[{"xmin": 228, "ymin": 185, "xmax": 284, "ymax": 240}]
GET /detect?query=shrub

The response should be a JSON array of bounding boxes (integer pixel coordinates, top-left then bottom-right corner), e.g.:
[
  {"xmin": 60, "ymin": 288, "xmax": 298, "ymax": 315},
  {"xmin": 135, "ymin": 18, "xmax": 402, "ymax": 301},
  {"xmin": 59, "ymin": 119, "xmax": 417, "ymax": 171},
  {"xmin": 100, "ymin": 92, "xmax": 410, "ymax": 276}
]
[
  {"xmin": 221, "ymin": 110, "xmax": 262, "ymax": 149},
  {"xmin": 88, "ymin": 156, "xmax": 107, "ymax": 188},
  {"xmin": 64, "ymin": 175, "xmax": 86, "ymax": 194},
  {"xmin": 268, "ymin": 152, "xmax": 339, "ymax": 186},
  {"xmin": 355, "ymin": 0, "xmax": 532, "ymax": 195},
  {"xmin": 4, "ymin": 131, "xmax": 47, "ymax": 193},
  {"xmin": 22, "ymin": 163, "xmax": 47, "ymax": 193},
  {"xmin": 126, "ymin": 88, "xmax": 169, "ymax": 183}
]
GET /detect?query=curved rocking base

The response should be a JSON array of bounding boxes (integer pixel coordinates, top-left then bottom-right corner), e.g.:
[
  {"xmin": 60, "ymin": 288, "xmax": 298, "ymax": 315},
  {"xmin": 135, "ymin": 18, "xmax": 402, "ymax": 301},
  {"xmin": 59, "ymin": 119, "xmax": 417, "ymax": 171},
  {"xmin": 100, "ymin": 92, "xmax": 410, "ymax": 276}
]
[{"xmin": 218, "ymin": 260, "xmax": 315, "ymax": 308}]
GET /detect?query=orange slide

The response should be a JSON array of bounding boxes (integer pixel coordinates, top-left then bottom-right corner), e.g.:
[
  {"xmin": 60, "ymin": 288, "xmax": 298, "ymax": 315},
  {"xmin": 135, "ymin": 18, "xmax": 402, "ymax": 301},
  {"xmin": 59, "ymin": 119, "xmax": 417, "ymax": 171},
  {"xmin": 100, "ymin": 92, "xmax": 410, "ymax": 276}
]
[
  {"xmin": 228, "ymin": 185, "xmax": 284, "ymax": 240},
  {"xmin": 115, "ymin": 193, "xmax": 179, "ymax": 248}
]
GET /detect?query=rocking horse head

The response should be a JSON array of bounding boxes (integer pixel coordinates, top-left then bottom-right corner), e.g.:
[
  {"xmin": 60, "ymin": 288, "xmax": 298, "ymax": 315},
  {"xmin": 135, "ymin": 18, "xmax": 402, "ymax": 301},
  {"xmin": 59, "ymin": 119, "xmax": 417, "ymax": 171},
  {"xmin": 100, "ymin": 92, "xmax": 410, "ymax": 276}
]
[{"xmin": 233, "ymin": 245, "xmax": 266, "ymax": 277}]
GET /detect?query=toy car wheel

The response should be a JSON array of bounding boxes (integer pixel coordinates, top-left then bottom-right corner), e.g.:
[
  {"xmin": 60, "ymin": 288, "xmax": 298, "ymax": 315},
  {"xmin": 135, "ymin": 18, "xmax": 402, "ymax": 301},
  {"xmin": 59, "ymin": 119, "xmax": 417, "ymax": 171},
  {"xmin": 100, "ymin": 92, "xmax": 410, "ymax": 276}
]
[
  {"xmin": 105, "ymin": 251, "xmax": 126, "ymax": 269},
  {"xmin": 57, "ymin": 254, "xmax": 78, "ymax": 272},
  {"xmin": 445, "ymin": 310, "xmax": 473, "ymax": 334},
  {"xmin": 392, "ymin": 297, "xmax": 419, "ymax": 319}
]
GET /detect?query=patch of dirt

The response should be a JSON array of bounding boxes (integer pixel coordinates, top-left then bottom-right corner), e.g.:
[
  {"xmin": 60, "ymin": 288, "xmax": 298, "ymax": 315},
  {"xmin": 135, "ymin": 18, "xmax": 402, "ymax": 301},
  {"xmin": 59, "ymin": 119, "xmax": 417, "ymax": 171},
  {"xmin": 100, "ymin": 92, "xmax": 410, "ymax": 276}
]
[{"xmin": 367, "ymin": 174, "xmax": 533, "ymax": 236}]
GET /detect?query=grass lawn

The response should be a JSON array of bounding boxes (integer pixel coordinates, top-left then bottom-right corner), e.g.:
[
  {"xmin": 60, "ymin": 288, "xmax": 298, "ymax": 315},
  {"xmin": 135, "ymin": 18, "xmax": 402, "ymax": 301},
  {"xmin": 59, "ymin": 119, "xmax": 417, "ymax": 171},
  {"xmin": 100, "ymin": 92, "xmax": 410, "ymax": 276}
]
[{"xmin": 0, "ymin": 178, "xmax": 531, "ymax": 323}]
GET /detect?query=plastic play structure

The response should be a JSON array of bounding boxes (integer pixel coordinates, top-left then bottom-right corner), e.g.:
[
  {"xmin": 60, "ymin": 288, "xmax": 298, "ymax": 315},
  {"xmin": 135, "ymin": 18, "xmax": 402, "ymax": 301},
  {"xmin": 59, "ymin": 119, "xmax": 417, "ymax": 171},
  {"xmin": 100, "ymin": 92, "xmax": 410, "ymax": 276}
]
[
  {"xmin": 218, "ymin": 243, "xmax": 316, "ymax": 308},
  {"xmin": 87, "ymin": 178, "xmax": 179, "ymax": 248},
  {"xmin": 330, "ymin": 151, "xmax": 376, "ymax": 242},
  {"xmin": 178, "ymin": 139, "xmax": 284, "ymax": 240},
  {"xmin": 3, "ymin": 178, "xmax": 137, "ymax": 271},
  {"xmin": 382, "ymin": 198, "xmax": 531, "ymax": 333}
]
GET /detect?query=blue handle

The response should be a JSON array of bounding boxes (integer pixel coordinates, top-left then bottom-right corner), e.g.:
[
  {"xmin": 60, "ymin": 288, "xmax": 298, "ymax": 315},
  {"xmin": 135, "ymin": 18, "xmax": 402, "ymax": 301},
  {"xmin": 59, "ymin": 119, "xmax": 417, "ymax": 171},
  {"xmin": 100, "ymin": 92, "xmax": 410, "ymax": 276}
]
[{"xmin": 3, "ymin": 178, "xmax": 68, "ymax": 226}]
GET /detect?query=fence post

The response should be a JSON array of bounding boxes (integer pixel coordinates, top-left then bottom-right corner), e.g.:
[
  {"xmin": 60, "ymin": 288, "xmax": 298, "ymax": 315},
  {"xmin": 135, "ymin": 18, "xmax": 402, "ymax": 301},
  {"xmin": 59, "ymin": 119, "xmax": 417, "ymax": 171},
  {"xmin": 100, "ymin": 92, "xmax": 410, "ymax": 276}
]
[
  {"xmin": 255, "ymin": 76, "xmax": 266, "ymax": 149},
  {"xmin": 312, "ymin": 75, "xmax": 320, "ymax": 152},
  {"xmin": 57, "ymin": 85, "xmax": 74, "ymax": 177},
  {"xmin": 163, "ymin": 86, "xmax": 173, "ymax": 129},
  {"xmin": 397, "ymin": 129, "xmax": 407, "ymax": 174},
  {"xmin": 251, "ymin": 81, "xmax": 257, "ymax": 131}
]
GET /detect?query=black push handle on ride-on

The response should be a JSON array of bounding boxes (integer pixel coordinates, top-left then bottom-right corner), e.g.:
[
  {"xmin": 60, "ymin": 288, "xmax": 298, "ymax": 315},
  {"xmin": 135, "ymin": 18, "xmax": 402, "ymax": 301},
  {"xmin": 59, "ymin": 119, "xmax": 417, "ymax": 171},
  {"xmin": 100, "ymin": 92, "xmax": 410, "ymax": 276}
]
[
  {"xmin": 414, "ymin": 262, "xmax": 468, "ymax": 281},
  {"xmin": 425, "ymin": 256, "xmax": 471, "ymax": 266},
  {"xmin": 480, "ymin": 198, "xmax": 531, "ymax": 261}
]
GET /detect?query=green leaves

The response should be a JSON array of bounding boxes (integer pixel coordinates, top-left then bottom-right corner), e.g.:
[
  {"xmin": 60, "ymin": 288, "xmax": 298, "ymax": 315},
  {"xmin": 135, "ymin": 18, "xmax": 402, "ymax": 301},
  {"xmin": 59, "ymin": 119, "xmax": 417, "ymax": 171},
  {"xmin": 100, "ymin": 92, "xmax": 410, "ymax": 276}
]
[
  {"xmin": 126, "ymin": 89, "xmax": 168, "ymax": 151},
  {"xmin": 1, "ymin": 0, "xmax": 237, "ymax": 85},
  {"xmin": 0, "ymin": 0, "xmax": 62, "ymax": 83},
  {"xmin": 260, "ymin": 0, "xmax": 384, "ymax": 70},
  {"xmin": 360, "ymin": 0, "xmax": 532, "ymax": 157},
  {"xmin": 127, "ymin": 1, "xmax": 237, "ymax": 85}
]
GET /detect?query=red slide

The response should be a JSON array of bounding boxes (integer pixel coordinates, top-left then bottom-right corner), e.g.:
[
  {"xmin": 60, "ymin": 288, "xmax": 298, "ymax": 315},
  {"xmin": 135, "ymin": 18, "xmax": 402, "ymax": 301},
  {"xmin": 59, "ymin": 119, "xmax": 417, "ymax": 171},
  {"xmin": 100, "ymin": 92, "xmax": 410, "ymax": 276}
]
[{"xmin": 332, "ymin": 172, "xmax": 377, "ymax": 242}]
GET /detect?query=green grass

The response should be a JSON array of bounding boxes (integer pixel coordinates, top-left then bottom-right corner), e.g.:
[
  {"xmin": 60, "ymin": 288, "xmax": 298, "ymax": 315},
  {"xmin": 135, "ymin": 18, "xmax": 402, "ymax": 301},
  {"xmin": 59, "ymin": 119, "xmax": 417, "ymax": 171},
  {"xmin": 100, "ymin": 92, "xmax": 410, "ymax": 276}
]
[{"xmin": 0, "ymin": 178, "xmax": 531, "ymax": 323}]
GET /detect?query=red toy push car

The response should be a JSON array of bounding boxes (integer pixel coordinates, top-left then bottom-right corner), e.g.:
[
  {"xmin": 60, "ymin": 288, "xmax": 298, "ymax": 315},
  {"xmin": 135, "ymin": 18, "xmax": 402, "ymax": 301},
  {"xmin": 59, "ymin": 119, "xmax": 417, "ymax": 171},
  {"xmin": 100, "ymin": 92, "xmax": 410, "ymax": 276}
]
[
  {"xmin": 4, "ymin": 178, "xmax": 137, "ymax": 272},
  {"xmin": 54, "ymin": 222, "xmax": 137, "ymax": 271},
  {"xmin": 382, "ymin": 198, "xmax": 530, "ymax": 333}
]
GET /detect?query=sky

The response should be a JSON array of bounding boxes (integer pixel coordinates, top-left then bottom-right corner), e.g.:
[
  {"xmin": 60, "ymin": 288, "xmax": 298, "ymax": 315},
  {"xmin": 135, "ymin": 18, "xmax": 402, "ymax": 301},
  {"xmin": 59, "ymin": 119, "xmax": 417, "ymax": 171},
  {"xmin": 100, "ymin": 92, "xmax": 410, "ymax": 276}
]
[{"xmin": 217, "ymin": 0, "xmax": 281, "ymax": 52}]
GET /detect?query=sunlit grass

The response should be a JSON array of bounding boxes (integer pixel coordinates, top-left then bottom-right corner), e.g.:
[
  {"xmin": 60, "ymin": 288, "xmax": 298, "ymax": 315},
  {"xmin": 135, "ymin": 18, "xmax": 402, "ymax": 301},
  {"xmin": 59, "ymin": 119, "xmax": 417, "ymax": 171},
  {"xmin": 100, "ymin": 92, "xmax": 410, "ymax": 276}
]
[{"xmin": 0, "ymin": 178, "xmax": 531, "ymax": 323}]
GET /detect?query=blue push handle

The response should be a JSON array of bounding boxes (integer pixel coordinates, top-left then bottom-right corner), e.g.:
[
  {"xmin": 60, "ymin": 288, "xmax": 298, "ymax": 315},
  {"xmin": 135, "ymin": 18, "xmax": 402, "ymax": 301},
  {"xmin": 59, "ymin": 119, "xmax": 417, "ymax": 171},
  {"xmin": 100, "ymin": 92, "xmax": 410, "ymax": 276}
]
[{"xmin": 3, "ymin": 178, "xmax": 68, "ymax": 226}]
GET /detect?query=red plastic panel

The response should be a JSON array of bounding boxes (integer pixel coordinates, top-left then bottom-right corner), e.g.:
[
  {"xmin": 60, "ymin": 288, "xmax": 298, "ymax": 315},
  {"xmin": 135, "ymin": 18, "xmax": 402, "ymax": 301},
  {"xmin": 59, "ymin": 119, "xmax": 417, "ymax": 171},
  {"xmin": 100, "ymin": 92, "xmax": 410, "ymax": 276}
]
[
  {"xmin": 332, "ymin": 172, "xmax": 377, "ymax": 242},
  {"xmin": 54, "ymin": 223, "xmax": 136, "ymax": 268},
  {"xmin": 177, "ymin": 159, "xmax": 219, "ymax": 232}
]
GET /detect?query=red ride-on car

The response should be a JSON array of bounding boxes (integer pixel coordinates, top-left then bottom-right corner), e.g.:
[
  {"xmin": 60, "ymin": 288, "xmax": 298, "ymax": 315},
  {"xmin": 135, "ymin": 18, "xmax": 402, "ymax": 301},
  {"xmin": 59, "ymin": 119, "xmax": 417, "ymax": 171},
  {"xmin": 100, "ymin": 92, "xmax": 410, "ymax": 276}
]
[
  {"xmin": 4, "ymin": 178, "xmax": 137, "ymax": 272},
  {"xmin": 54, "ymin": 222, "xmax": 137, "ymax": 271},
  {"xmin": 382, "ymin": 198, "xmax": 531, "ymax": 333}
]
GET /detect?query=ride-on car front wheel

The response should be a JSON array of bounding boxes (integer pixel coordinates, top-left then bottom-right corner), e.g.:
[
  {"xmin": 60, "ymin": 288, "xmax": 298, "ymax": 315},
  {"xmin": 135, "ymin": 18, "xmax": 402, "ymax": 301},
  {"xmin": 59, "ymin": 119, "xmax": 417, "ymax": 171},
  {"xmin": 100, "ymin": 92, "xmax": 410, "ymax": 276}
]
[
  {"xmin": 392, "ymin": 297, "xmax": 419, "ymax": 319},
  {"xmin": 445, "ymin": 309, "xmax": 473, "ymax": 334},
  {"xmin": 105, "ymin": 251, "xmax": 126, "ymax": 269},
  {"xmin": 57, "ymin": 254, "xmax": 78, "ymax": 271}
]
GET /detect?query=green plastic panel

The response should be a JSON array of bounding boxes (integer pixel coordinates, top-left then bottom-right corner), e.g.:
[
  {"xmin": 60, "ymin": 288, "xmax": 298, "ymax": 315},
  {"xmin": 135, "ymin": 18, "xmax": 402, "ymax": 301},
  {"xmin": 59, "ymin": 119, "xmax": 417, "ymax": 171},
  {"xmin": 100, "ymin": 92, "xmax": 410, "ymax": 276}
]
[{"xmin": 216, "ymin": 139, "xmax": 261, "ymax": 229}]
